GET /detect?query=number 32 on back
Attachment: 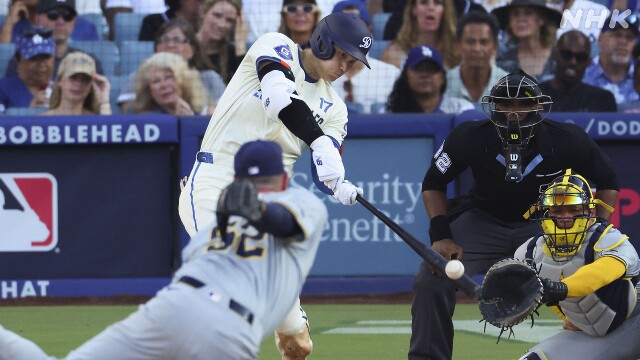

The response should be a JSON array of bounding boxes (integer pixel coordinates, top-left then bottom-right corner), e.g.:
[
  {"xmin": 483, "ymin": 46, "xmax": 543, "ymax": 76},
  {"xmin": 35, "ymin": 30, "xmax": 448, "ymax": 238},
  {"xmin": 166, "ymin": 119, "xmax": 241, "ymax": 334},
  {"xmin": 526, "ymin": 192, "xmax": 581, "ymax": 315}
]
[{"xmin": 207, "ymin": 221, "xmax": 267, "ymax": 259}]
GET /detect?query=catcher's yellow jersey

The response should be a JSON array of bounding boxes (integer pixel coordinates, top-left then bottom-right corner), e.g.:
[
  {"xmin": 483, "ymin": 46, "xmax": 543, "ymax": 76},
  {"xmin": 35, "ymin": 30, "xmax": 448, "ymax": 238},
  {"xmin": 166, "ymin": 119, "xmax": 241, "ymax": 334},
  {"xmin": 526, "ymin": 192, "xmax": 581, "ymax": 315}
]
[{"xmin": 199, "ymin": 32, "xmax": 348, "ymax": 175}]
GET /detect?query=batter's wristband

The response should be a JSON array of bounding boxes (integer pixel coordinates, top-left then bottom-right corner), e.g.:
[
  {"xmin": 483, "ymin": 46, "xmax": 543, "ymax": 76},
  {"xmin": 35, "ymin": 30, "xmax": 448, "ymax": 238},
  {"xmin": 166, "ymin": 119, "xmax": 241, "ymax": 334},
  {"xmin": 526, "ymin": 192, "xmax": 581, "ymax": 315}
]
[{"xmin": 429, "ymin": 215, "xmax": 452, "ymax": 243}]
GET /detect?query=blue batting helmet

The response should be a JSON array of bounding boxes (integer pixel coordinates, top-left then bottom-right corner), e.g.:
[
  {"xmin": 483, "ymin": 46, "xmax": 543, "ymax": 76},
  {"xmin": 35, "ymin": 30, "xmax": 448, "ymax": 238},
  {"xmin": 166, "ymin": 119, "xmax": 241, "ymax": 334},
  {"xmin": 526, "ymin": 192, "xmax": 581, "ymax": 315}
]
[{"xmin": 310, "ymin": 12, "xmax": 372, "ymax": 69}]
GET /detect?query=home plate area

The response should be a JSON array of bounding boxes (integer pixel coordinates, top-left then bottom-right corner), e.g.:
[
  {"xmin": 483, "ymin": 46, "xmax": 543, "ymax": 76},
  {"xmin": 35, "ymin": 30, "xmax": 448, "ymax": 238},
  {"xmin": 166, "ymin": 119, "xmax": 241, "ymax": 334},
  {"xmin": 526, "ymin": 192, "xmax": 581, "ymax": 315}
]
[{"xmin": 322, "ymin": 319, "xmax": 563, "ymax": 342}]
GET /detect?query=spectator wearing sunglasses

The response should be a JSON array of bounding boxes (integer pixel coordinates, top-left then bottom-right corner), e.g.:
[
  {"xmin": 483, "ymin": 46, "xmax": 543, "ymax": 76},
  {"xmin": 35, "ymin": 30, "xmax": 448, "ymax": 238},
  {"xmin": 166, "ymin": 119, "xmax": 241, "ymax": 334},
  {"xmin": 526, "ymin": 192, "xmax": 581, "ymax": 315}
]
[
  {"xmin": 583, "ymin": 13, "xmax": 639, "ymax": 105},
  {"xmin": 0, "ymin": 0, "xmax": 98, "ymax": 45},
  {"xmin": 539, "ymin": 30, "xmax": 616, "ymax": 112},
  {"xmin": 3, "ymin": 0, "xmax": 103, "ymax": 77},
  {"xmin": 278, "ymin": 0, "xmax": 320, "ymax": 45},
  {"xmin": 0, "ymin": 26, "xmax": 55, "ymax": 112}
]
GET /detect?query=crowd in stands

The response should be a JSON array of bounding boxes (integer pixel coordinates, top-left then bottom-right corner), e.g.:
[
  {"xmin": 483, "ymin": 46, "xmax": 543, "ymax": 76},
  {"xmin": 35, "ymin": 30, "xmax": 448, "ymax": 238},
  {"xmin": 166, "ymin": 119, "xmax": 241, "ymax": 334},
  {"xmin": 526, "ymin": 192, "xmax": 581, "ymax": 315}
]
[{"xmin": 0, "ymin": 0, "xmax": 639, "ymax": 115}]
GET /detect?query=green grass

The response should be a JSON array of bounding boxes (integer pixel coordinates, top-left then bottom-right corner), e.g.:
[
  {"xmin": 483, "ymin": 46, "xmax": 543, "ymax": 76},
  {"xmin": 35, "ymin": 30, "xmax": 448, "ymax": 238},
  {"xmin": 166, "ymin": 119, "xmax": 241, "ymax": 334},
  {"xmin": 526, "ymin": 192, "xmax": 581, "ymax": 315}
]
[{"xmin": 0, "ymin": 304, "xmax": 559, "ymax": 359}]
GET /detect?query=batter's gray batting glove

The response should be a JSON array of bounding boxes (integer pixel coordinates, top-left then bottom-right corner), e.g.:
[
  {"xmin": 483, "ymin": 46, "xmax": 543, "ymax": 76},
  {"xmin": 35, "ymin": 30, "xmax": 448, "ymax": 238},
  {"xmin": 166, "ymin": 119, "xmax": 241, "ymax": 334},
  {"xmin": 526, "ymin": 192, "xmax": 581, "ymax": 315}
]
[{"xmin": 333, "ymin": 180, "xmax": 363, "ymax": 205}]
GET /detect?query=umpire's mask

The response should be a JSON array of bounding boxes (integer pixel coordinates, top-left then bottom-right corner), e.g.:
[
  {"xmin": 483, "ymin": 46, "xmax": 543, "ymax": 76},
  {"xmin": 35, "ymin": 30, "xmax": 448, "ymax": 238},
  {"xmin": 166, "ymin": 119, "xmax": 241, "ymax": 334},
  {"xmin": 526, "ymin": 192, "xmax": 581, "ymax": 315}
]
[{"xmin": 481, "ymin": 70, "xmax": 552, "ymax": 181}]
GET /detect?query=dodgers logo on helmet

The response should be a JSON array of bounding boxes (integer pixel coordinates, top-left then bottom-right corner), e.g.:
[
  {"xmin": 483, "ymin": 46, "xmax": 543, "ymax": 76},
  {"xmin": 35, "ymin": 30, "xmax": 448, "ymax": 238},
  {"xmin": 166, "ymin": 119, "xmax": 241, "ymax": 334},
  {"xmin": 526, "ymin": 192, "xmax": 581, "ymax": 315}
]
[
  {"xmin": 0, "ymin": 173, "xmax": 58, "ymax": 252},
  {"xmin": 360, "ymin": 37, "xmax": 372, "ymax": 49}
]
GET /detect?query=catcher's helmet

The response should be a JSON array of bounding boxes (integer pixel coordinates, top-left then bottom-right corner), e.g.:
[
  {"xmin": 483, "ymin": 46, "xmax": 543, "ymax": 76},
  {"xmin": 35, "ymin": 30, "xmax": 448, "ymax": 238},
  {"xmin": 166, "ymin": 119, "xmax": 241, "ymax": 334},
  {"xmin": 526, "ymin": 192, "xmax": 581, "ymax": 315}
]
[
  {"xmin": 310, "ymin": 12, "xmax": 372, "ymax": 69},
  {"xmin": 525, "ymin": 169, "xmax": 612, "ymax": 261},
  {"xmin": 481, "ymin": 70, "xmax": 552, "ymax": 146}
]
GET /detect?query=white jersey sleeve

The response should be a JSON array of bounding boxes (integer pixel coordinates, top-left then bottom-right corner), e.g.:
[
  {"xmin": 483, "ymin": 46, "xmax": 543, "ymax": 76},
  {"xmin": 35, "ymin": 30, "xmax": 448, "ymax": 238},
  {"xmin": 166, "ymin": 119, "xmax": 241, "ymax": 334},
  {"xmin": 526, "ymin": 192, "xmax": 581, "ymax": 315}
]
[
  {"xmin": 199, "ymin": 32, "xmax": 349, "ymax": 176},
  {"xmin": 245, "ymin": 33, "xmax": 348, "ymax": 145}
]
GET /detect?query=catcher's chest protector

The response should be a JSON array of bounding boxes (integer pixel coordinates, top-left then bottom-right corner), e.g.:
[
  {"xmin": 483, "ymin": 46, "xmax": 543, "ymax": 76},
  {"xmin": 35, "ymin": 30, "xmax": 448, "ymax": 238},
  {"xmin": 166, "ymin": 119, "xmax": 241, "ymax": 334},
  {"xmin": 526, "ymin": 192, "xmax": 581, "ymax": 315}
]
[{"xmin": 529, "ymin": 225, "xmax": 637, "ymax": 336}]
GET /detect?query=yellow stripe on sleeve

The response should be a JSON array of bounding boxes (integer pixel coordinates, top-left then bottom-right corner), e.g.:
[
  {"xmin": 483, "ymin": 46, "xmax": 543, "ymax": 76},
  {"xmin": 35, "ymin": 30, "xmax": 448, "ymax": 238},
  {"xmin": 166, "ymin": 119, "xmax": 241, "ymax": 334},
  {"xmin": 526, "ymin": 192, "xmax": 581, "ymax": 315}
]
[
  {"xmin": 562, "ymin": 256, "xmax": 626, "ymax": 297},
  {"xmin": 548, "ymin": 305, "xmax": 566, "ymax": 320}
]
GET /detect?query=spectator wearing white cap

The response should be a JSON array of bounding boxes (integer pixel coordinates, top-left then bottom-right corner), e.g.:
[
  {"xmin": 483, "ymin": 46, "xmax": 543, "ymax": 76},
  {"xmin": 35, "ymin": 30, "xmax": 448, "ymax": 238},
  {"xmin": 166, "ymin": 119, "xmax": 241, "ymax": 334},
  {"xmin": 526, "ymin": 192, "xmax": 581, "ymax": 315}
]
[
  {"xmin": 42, "ymin": 51, "xmax": 111, "ymax": 115},
  {"xmin": 330, "ymin": 0, "xmax": 401, "ymax": 113},
  {"xmin": 0, "ymin": 25, "xmax": 55, "ymax": 112}
]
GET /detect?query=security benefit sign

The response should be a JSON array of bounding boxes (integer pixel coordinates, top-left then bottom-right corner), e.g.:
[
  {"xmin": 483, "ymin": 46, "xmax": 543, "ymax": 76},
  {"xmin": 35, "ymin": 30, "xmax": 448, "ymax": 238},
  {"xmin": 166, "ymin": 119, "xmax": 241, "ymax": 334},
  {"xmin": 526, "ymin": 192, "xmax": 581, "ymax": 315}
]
[
  {"xmin": 293, "ymin": 138, "xmax": 434, "ymax": 276},
  {"xmin": 0, "ymin": 173, "xmax": 57, "ymax": 252}
]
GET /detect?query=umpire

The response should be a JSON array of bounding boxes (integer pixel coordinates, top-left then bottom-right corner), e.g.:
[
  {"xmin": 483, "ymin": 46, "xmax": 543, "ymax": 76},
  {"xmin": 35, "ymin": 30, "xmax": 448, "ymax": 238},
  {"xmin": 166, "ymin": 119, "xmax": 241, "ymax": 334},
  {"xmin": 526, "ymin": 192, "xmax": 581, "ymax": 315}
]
[{"xmin": 409, "ymin": 70, "xmax": 620, "ymax": 360}]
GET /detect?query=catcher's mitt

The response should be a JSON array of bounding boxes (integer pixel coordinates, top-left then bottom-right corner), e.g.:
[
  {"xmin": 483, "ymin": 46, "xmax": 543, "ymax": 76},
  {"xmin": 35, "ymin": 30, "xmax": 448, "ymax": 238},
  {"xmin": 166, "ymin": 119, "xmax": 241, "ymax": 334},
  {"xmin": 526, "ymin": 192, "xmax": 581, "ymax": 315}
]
[{"xmin": 478, "ymin": 258, "xmax": 544, "ymax": 341}]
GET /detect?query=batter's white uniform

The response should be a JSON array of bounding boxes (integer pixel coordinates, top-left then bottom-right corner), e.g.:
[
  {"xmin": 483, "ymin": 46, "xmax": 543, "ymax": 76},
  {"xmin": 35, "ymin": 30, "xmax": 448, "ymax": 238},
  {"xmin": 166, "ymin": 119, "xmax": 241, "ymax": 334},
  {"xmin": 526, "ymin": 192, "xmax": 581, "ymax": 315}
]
[
  {"xmin": 515, "ymin": 224, "xmax": 640, "ymax": 359},
  {"xmin": 0, "ymin": 187, "xmax": 327, "ymax": 360},
  {"xmin": 178, "ymin": 32, "xmax": 348, "ymax": 237}
]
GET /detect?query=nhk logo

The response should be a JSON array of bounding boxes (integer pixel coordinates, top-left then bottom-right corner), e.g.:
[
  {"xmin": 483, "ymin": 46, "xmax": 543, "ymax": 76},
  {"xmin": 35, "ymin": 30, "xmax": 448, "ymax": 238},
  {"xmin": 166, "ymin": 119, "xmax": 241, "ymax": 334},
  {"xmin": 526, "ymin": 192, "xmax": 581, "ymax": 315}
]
[{"xmin": 0, "ymin": 173, "xmax": 57, "ymax": 252}]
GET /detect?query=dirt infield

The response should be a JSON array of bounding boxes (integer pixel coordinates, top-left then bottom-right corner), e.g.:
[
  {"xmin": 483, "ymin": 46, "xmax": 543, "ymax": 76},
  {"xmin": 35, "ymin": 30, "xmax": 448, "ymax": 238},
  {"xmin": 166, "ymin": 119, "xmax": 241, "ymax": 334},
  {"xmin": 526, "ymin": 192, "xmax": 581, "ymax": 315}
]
[{"xmin": 0, "ymin": 292, "xmax": 476, "ymax": 306}]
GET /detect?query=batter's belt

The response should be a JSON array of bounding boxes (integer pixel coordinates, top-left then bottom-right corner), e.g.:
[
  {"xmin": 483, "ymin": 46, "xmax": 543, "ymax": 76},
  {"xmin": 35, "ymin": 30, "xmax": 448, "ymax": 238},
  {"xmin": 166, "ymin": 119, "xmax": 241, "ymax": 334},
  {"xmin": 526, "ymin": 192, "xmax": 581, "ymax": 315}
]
[{"xmin": 178, "ymin": 275, "xmax": 254, "ymax": 325}]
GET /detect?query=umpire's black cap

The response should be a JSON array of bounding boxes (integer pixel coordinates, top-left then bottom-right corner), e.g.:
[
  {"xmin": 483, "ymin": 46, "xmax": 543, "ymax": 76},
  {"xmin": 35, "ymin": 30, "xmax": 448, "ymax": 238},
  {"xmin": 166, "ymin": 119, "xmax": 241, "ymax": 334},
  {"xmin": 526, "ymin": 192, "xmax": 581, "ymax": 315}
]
[{"xmin": 234, "ymin": 140, "xmax": 285, "ymax": 177}]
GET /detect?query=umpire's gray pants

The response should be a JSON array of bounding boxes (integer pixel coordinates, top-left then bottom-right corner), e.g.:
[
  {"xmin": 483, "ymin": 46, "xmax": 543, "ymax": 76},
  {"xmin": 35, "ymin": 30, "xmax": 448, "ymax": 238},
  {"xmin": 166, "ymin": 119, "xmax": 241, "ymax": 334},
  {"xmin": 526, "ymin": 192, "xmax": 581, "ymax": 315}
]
[{"xmin": 408, "ymin": 208, "xmax": 540, "ymax": 360}]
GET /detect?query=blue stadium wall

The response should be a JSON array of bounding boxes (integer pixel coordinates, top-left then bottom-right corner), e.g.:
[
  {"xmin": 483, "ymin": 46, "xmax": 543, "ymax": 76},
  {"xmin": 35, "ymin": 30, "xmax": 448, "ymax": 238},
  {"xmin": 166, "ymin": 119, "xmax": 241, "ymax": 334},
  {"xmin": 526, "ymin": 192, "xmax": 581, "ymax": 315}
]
[{"xmin": 0, "ymin": 112, "xmax": 638, "ymax": 298}]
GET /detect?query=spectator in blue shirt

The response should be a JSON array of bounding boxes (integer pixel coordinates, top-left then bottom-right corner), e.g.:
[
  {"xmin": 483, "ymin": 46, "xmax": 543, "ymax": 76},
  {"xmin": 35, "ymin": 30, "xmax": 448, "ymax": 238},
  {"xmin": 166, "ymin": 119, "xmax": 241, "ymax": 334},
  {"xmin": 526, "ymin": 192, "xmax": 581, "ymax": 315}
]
[
  {"xmin": 4, "ymin": 0, "xmax": 104, "ymax": 77},
  {"xmin": 583, "ymin": 13, "xmax": 639, "ymax": 104},
  {"xmin": 0, "ymin": 0, "xmax": 98, "ymax": 46},
  {"xmin": 0, "ymin": 26, "xmax": 55, "ymax": 112}
]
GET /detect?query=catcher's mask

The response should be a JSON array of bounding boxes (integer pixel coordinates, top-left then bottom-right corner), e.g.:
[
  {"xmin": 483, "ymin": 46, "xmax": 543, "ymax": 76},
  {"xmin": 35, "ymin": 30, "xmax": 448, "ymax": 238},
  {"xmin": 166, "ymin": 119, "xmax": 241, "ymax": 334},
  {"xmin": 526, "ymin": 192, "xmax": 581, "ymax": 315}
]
[
  {"xmin": 524, "ymin": 169, "xmax": 614, "ymax": 261},
  {"xmin": 481, "ymin": 70, "xmax": 552, "ymax": 148}
]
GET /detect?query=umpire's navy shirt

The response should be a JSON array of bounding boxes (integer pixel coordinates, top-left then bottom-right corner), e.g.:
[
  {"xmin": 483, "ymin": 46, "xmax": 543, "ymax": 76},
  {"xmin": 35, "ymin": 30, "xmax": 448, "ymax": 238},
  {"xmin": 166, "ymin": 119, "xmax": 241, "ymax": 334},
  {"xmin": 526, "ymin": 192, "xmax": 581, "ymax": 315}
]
[{"xmin": 422, "ymin": 119, "xmax": 620, "ymax": 223}]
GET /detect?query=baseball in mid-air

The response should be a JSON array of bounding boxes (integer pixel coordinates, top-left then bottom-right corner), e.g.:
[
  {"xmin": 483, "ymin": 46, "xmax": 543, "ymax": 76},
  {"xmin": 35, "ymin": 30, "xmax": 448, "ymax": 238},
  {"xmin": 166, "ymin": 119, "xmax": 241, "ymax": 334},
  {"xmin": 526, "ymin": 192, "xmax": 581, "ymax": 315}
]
[{"xmin": 445, "ymin": 260, "xmax": 465, "ymax": 280}]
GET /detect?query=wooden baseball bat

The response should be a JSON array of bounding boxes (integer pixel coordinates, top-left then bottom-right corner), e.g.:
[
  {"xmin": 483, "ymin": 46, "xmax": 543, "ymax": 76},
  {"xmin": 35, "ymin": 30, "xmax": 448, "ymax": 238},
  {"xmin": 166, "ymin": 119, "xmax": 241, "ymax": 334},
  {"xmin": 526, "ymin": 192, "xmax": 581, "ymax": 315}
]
[{"xmin": 356, "ymin": 194, "xmax": 480, "ymax": 300}]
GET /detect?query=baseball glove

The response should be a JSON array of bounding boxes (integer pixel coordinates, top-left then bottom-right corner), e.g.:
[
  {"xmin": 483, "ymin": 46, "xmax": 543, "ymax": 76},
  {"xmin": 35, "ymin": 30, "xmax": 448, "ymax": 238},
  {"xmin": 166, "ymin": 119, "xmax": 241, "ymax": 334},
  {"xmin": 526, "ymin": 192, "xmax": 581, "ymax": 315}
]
[
  {"xmin": 478, "ymin": 258, "xmax": 544, "ymax": 341},
  {"xmin": 216, "ymin": 179, "xmax": 264, "ymax": 238}
]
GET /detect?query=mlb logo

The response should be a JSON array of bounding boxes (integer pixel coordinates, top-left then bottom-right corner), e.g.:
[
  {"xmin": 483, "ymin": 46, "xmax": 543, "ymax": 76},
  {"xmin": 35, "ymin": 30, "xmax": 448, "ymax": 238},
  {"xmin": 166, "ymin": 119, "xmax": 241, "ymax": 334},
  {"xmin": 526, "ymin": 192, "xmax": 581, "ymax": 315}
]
[{"xmin": 0, "ymin": 173, "xmax": 57, "ymax": 252}]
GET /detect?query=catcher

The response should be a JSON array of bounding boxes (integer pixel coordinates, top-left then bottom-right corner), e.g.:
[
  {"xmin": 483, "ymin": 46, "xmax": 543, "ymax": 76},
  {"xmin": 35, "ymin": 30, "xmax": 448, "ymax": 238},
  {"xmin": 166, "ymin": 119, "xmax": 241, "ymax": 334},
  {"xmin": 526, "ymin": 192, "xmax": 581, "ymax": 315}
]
[{"xmin": 512, "ymin": 170, "xmax": 640, "ymax": 359}]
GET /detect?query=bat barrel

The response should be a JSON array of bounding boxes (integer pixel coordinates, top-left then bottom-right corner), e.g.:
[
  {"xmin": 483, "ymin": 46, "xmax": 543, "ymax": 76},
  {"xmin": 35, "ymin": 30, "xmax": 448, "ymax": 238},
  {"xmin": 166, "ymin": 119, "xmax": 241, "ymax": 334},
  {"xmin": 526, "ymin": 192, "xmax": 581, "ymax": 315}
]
[{"xmin": 355, "ymin": 194, "xmax": 480, "ymax": 300}]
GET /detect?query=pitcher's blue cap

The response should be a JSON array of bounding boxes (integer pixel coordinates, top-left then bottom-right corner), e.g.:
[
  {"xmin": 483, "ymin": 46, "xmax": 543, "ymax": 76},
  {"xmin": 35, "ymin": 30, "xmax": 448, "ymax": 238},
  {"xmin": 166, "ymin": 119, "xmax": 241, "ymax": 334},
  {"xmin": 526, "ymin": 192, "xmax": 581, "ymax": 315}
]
[
  {"xmin": 405, "ymin": 45, "xmax": 444, "ymax": 71},
  {"xmin": 234, "ymin": 140, "xmax": 285, "ymax": 177}
]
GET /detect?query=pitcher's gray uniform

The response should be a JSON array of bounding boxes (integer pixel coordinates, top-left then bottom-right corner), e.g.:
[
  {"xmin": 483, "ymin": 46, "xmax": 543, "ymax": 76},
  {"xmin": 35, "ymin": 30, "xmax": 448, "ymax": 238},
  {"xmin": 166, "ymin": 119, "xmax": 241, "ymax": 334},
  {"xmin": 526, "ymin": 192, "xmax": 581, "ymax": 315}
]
[
  {"xmin": 0, "ymin": 186, "xmax": 327, "ymax": 360},
  {"xmin": 515, "ymin": 224, "xmax": 640, "ymax": 359},
  {"xmin": 67, "ymin": 187, "xmax": 326, "ymax": 360}
]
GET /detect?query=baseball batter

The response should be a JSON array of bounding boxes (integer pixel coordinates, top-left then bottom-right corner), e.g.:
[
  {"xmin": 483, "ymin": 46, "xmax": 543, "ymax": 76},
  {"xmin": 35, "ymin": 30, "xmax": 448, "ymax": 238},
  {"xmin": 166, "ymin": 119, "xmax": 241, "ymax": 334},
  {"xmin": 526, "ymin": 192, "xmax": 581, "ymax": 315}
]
[
  {"xmin": 0, "ymin": 140, "xmax": 328, "ymax": 360},
  {"xmin": 516, "ymin": 170, "xmax": 640, "ymax": 360},
  {"xmin": 178, "ymin": 12, "xmax": 371, "ymax": 359}
]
